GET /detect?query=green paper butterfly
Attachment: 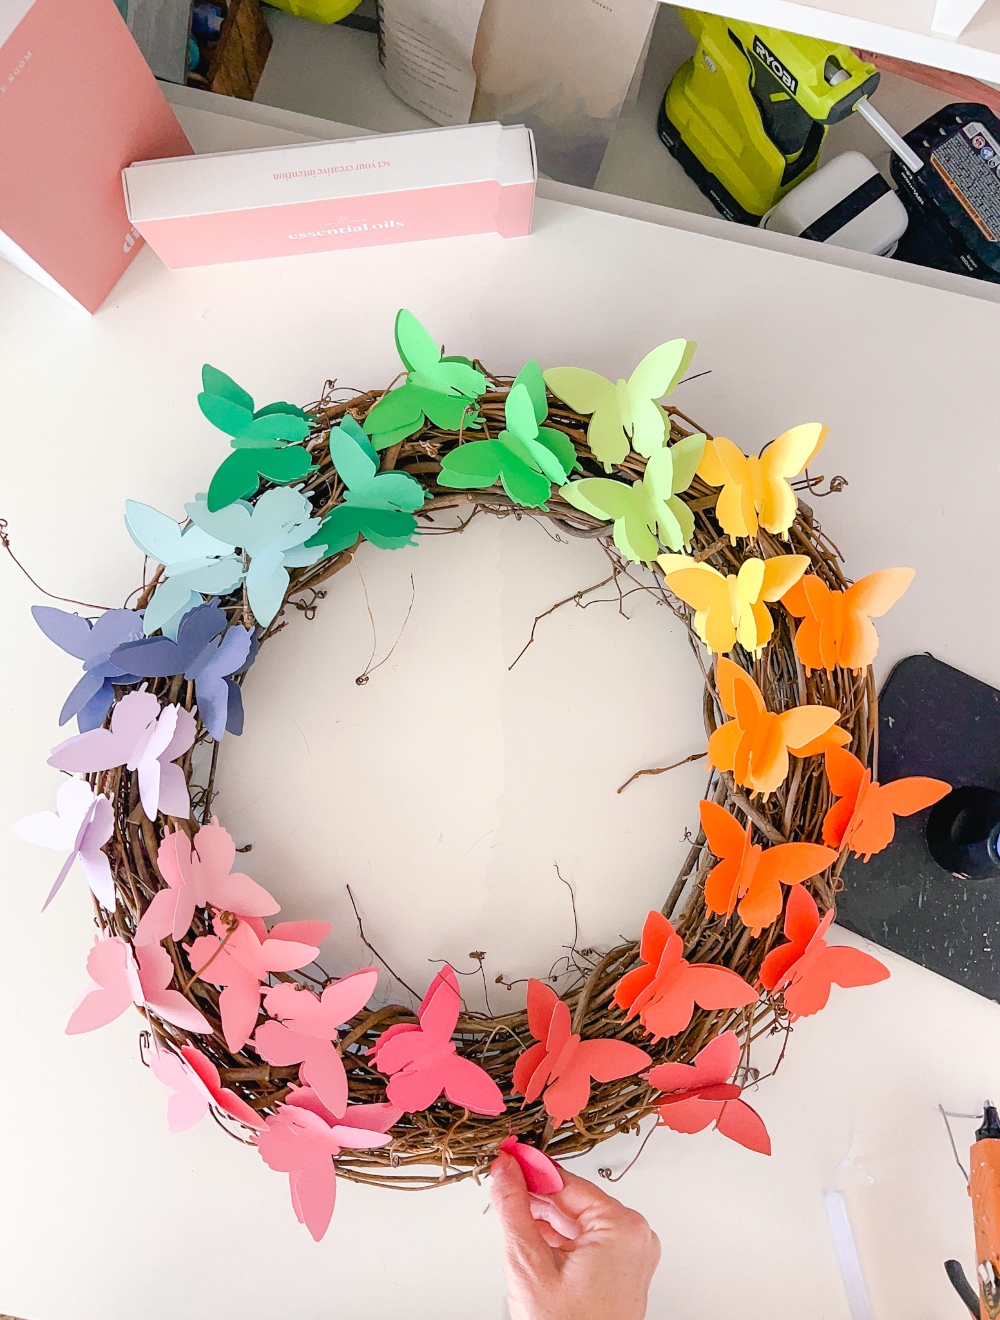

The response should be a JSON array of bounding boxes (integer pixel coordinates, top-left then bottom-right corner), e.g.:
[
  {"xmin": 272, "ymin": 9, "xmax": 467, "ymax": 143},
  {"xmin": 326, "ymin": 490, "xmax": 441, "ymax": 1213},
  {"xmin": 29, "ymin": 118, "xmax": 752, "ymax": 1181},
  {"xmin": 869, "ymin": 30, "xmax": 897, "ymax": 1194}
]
[
  {"xmin": 363, "ymin": 309, "xmax": 487, "ymax": 450},
  {"xmin": 199, "ymin": 364, "xmax": 315, "ymax": 512},
  {"xmin": 544, "ymin": 339, "xmax": 696, "ymax": 471},
  {"xmin": 306, "ymin": 415, "xmax": 426, "ymax": 558},
  {"xmin": 559, "ymin": 432, "xmax": 706, "ymax": 564},
  {"xmin": 437, "ymin": 361, "xmax": 580, "ymax": 510}
]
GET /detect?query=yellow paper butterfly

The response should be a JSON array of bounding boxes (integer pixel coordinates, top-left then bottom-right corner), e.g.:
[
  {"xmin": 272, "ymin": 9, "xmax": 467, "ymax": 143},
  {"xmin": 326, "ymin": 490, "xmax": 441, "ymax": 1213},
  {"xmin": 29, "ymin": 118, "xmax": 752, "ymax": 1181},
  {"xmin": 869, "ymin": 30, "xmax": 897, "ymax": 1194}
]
[
  {"xmin": 658, "ymin": 553, "xmax": 809, "ymax": 655},
  {"xmin": 697, "ymin": 423, "xmax": 827, "ymax": 543},
  {"xmin": 543, "ymin": 339, "xmax": 696, "ymax": 470}
]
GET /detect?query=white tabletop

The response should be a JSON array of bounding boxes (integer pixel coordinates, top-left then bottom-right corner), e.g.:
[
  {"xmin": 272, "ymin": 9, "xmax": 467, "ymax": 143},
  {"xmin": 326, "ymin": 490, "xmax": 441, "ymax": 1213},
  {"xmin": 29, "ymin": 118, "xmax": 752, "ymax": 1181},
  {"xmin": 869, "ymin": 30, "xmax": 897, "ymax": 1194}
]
[{"xmin": 1, "ymin": 93, "xmax": 999, "ymax": 1320}]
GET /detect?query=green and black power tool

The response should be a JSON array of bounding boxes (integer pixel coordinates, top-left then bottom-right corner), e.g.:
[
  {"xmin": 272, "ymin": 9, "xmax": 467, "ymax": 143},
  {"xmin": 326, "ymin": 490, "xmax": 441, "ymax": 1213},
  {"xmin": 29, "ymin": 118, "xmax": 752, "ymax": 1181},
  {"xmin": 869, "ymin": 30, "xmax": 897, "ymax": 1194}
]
[{"xmin": 659, "ymin": 11, "xmax": 884, "ymax": 225}]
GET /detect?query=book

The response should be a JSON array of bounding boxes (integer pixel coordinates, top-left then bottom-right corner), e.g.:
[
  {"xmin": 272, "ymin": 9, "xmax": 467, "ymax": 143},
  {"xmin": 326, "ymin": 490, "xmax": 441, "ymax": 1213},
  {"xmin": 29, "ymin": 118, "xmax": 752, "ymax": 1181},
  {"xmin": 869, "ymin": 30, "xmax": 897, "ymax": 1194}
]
[{"xmin": 0, "ymin": 0, "xmax": 192, "ymax": 311}]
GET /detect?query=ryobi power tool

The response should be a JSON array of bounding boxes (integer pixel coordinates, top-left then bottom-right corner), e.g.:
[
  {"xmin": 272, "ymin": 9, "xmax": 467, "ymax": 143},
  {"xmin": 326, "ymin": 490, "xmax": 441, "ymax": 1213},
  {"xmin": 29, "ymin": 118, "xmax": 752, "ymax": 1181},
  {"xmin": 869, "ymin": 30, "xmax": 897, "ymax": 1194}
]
[{"xmin": 660, "ymin": 11, "xmax": 904, "ymax": 225}]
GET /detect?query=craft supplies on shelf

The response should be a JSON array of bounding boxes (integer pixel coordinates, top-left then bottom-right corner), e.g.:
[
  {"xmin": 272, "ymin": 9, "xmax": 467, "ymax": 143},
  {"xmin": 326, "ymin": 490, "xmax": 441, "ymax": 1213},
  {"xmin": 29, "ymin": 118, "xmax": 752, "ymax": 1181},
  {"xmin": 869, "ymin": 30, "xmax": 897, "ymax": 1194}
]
[
  {"xmin": 0, "ymin": 0, "xmax": 191, "ymax": 312},
  {"xmin": 122, "ymin": 122, "xmax": 537, "ymax": 269},
  {"xmin": 762, "ymin": 151, "xmax": 909, "ymax": 256}
]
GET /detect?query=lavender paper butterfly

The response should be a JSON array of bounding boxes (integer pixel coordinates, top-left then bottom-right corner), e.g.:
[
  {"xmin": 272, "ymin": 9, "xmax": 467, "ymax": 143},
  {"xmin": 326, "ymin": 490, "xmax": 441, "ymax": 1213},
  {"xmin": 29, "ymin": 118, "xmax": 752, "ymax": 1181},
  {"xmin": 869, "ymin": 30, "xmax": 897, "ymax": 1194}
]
[
  {"xmin": 32, "ymin": 606, "xmax": 145, "ymax": 731},
  {"xmin": 111, "ymin": 601, "xmax": 255, "ymax": 742}
]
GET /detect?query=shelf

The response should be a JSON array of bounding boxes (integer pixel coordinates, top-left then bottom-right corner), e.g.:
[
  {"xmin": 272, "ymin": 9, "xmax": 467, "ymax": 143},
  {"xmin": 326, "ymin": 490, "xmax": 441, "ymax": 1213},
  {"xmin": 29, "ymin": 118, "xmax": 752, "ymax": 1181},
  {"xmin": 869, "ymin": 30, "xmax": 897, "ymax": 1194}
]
[{"xmin": 690, "ymin": 0, "xmax": 1000, "ymax": 85}]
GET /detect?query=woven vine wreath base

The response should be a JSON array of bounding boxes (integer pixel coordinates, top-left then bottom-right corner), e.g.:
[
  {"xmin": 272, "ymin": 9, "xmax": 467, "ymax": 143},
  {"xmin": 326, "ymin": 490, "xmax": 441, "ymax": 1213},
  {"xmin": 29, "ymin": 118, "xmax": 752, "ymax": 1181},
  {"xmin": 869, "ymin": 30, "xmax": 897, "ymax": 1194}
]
[{"xmin": 99, "ymin": 376, "xmax": 873, "ymax": 1192}]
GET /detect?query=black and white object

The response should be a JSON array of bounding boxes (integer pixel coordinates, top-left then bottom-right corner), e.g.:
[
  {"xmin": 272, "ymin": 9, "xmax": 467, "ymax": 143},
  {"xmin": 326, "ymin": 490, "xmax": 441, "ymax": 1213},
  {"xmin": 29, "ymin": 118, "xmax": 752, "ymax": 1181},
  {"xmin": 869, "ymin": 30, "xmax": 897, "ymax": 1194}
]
[{"xmin": 762, "ymin": 151, "xmax": 909, "ymax": 256}]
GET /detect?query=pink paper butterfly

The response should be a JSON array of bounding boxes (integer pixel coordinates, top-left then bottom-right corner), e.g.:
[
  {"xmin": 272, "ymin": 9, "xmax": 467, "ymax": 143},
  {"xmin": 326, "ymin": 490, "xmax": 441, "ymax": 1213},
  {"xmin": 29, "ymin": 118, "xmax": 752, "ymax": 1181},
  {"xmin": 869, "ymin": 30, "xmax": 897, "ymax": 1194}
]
[
  {"xmin": 66, "ymin": 935, "xmax": 211, "ymax": 1035},
  {"xmin": 186, "ymin": 915, "xmax": 330, "ymax": 1053},
  {"xmin": 369, "ymin": 965, "xmax": 506, "ymax": 1116},
  {"xmin": 498, "ymin": 1135, "xmax": 564, "ymax": 1195},
  {"xmin": 256, "ymin": 1085, "xmax": 398, "ymax": 1241},
  {"xmin": 48, "ymin": 688, "xmax": 196, "ymax": 821},
  {"xmin": 12, "ymin": 778, "xmax": 114, "ymax": 911},
  {"xmin": 646, "ymin": 1031, "xmax": 771, "ymax": 1155},
  {"xmin": 136, "ymin": 817, "xmax": 279, "ymax": 946},
  {"xmin": 149, "ymin": 1043, "xmax": 264, "ymax": 1132},
  {"xmin": 512, "ymin": 979, "xmax": 651, "ymax": 1127},
  {"xmin": 253, "ymin": 969, "xmax": 378, "ymax": 1119}
]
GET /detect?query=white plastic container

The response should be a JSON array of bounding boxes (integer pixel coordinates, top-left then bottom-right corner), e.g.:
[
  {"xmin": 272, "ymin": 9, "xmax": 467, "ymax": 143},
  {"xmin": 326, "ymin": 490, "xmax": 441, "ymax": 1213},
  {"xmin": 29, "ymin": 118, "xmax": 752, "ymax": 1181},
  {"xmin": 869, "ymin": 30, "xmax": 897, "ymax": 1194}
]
[{"xmin": 762, "ymin": 151, "xmax": 909, "ymax": 257}]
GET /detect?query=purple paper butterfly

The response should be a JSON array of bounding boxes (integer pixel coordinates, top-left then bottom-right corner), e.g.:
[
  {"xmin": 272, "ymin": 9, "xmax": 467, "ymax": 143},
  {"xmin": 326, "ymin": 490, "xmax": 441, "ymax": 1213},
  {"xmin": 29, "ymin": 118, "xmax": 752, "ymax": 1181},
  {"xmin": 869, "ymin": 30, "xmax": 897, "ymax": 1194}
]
[
  {"xmin": 111, "ymin": 601, "xmax": 255, "ymax": 742},
  {"xmin": 33, "ymin": 606, "xmax": 145, "ymax": 732}
]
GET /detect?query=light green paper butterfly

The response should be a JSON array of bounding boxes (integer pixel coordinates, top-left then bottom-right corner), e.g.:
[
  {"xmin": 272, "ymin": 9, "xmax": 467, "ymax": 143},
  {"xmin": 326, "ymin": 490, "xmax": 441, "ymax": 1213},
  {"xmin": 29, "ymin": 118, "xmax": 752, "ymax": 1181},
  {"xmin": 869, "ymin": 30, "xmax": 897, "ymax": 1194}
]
[
  {"xmin": 544, "ymin": 339, "xmax": 696, "ymax": 471},
  {"xmin": 307, "ymin": 415, "xmax": 426, "ymax": 558},
  {"xmin": 437, "ymin": 362, "xmax": 579, "ymax": 510},
  {"xmin": 559, "ymin": 432, "xmax": 706, "ymax": 564},
  {"xmin": 363, "ymin": 309, "xmax": 486, "ymax": 449}
]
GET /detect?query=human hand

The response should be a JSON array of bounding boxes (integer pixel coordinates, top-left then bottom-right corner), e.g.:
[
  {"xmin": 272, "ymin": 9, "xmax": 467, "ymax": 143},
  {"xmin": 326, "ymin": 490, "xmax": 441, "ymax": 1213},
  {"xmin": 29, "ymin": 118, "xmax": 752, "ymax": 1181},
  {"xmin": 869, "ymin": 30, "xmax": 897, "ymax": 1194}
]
[{"xmin": 489, "ymin": 1150, "xmax": 660, "ymax": 1320}]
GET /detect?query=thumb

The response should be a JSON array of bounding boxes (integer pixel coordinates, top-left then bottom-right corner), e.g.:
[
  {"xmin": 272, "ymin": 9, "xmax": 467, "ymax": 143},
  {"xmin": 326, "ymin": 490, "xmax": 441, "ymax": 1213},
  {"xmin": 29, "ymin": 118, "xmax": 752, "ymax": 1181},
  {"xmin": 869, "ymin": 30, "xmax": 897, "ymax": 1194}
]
[{"xmin": 490, "ymin": 1152, "xmax": 558, "ymax": 1284}]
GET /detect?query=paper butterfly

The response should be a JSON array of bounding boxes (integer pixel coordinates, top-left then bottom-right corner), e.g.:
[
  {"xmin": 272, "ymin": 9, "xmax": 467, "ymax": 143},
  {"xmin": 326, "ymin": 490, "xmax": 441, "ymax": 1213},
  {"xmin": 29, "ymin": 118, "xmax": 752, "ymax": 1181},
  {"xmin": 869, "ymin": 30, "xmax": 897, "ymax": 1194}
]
[
  {"xmin": 759, "ymin": 886, "xmax": 889, "ymax": 1021},
  {"xmin": 306, "ymin": 414, "xmax": 425, "ymax": 557},
  {"xmin": 697, "ymin": 423, "xmax": 827, "ymax": 542},
  {"xmin": 544, "ymin": 338, "xmax": 695, "ymax": 469},
  {"xmin": 149, "ymin": 1043, "xmax": 264, "ymax": 1133},
  {"xmin": 368, "ymin": 964, "xmax": 506, "ymax": 1116},
  {"xmin": 781, "ymin": 568, "xmax": 915, "ymax": 675},
  {"xmin": 438, "ymin": 367, "xmax": 580, "ymax": 510},
  {"xmin": 822, "ymin": 746, "xmax": 950, "ymax": 862},
  {"xmin": 32, "ymin": 605, "xmax": 144, "ymax": 731},
  {"xmin": 658, "ymin": 553, "xmax": 808, "ymax": 656},
  {"xmin": 111, "ymin": 601, "xmax": 253, "ymax": 742},
  {"xmin": 363, "ymin": 309, "xmax": 486, "ymax": 448},
  {"xmin": 707, "ymin": 656, "xmax": 846, "ymax": 798},
  {"xmin": 511, "ymin": 979, "xmax": 651, "ymax": 1127},
  {"xmin": 12, "ymin": 778, "xmax": 114, "ymax": 911},
  {"xmin": 136, "ymin": 817, "xmax": 279, "ymax": 947},
  {"xmin": 699, "ymin": 800, "xmax": 837, "ymax": 935},
  {"xmin": 48, "ymin": 688, "xmax": 196, "ymax": 822},
  {"xmin": 198, "ymin": 364, "xmax": 314, "ymax": 512},
  {"xmin": 256, "ymin": 1085, "xmax": 397, "ymax": 1241},
  {"xmin": 497, "ymin": 1135, "xmax": 564, "ymax": 1195},
  {"xmin": 559, "ymin": 432, "xmax": 706, "ymax": 565},
  {"xmin": 185, "ymin": 486, "xmax": 323, "ymax": 628},
  {"xmin": 124, "ymin": 500, "xmax": 244, "ymax": 640},
  {"xmin": 186, "ymin": 915, "xmax": 329, "ymax": 1053},
  {"xmin": 254, "ymin": 969, "xmax": 379, "ymax": 1119},
  {"xmin": 66, "ymin": 935, "xmax": 211, "ymax": 1035},
  {"xmin": 647, "ymin": 1031, "xmax": 770, "ymax": 1155},
  {"xmin": 613, "ymin": 911, "xmax": 757, "ymax": 1042}
]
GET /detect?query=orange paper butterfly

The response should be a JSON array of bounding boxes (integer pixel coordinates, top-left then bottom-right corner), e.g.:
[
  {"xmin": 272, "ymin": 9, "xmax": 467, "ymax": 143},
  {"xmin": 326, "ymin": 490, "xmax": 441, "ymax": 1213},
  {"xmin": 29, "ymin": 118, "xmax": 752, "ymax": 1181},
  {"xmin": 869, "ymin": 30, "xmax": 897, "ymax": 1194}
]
[
  {"xmin": 613, "ymin": 911, "xmax": 758, "ymax": 1042},
  {"xmin": 822, "ymin": 746, "xmax": 950, "ymax": 862},
  {"xmin": 781, "ymin": 569, "xmax": 914, "ymax": 674},
  {"xmin": 700, "ymin": 800, "xmax": 838, "ymax": 934},
  {"xmin": 707, "ymin": 656, "xmax": 847, "ymax": 797},
  {"xmin": 759, "ymin": 886, "xmax": 889, "ymax": 1020}
]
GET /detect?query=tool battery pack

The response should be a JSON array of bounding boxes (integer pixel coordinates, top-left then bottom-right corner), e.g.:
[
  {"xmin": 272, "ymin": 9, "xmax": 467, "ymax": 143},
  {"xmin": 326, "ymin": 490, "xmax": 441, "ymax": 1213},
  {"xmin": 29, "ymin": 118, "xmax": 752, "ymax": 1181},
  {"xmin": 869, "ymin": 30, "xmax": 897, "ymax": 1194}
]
[{"xmin": 891, "ymin": 102, "xmax": 1000, "ymax": 283}]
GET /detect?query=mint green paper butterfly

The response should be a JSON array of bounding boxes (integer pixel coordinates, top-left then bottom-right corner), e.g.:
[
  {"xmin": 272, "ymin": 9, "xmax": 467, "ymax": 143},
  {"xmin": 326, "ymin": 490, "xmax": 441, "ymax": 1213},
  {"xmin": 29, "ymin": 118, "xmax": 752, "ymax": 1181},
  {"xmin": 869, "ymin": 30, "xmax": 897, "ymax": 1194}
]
[
  {"xmin": 437, "ymin": 362, "xmax": 580, "ymax": 510},
  {"xmin": 307, "ymin": 415, "xmax": 426, "ymax": 558},
  {"xmin": 559, "ymin": 432, "xmax": 706, "ymax": 564},
  {"xmin": 199, "ymin": 365, "xmax": 315, "ymax": 512},
  {"xmin": 363, "ymin": 309, "xmax": 486, "ymax": 449}
]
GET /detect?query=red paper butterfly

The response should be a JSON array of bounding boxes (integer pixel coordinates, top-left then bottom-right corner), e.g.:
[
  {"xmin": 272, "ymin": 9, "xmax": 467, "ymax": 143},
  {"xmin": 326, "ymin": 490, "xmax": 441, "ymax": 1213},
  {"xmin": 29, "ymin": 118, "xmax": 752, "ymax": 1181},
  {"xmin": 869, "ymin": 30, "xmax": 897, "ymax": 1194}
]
[
  {"xmin": 512, "ymin": 979, "xmax": 651, "ymax": 1126},
  {"xmin": 369, "ymin": 965, "xmax": 506, "ymax": 1116},
  {"xmin": 647, "ymin": 1030, "xmax": 770, "ymax": 1155},
  {"xmin": 759, "ymin": 886, "xmax": 889, "ymax": 1020},
  {"xmin": 613, "ymin": 911, "xmax": 758, "ymax": 1042},
  {"xmin": 822, "ymin": 746, "xmax": 950, "ymax": 862}
]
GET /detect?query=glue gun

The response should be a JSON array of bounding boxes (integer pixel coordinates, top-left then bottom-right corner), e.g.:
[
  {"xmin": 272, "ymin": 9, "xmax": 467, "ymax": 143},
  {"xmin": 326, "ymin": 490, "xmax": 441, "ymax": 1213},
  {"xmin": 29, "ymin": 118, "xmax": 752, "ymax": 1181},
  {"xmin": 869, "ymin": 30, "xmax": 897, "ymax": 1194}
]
[{"xmin": 946, "ymin": 1103, "xmax": 1000, "ymax": 1319}]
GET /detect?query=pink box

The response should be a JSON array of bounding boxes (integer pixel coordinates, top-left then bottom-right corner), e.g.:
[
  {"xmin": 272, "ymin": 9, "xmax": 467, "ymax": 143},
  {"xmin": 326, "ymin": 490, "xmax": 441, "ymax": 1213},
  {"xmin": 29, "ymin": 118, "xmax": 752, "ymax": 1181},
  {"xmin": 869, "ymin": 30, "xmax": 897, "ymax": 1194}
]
[
  {"xmin": 122, "ymin": 121, "xmax": 537, "ymax": 269},
  {"xmin": 0, "ymin": 0, "xmax": 192, "ymax": 311}
]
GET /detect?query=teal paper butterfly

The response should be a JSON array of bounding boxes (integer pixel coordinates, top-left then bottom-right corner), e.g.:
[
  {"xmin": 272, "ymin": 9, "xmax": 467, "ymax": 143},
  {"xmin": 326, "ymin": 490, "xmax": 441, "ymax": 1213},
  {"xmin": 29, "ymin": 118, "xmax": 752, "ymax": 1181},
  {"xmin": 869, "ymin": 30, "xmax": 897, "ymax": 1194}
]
[
  {"xmin": 307, "ymin": 416, "xmax": 426, "ymax": 558},
  {"xmin": 559, "ymin": 432, "xmax": 706, "ymax": 564},
  {"xmin": 437, "ymin": 361, "xmax": 580, "ymax": 510},
  {"xmin": 199, "ymin": 365, "xmax": 315, "ymax": 512},
  {"xmin": 363, "ymin": 309, "xmax": 486, "ymax": 449},
  {"xmin": 186, "ymin": 487, "xmax": 323, "ymax": 627}
]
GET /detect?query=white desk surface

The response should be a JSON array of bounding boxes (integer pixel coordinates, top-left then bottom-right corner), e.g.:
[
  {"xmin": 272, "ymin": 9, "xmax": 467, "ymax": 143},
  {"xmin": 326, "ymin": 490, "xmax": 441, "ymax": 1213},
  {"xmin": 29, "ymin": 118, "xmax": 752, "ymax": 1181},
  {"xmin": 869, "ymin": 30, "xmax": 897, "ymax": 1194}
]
[{"xmin": 2, "ymin": 95, "xmax": 1000, "ymax": 1320}]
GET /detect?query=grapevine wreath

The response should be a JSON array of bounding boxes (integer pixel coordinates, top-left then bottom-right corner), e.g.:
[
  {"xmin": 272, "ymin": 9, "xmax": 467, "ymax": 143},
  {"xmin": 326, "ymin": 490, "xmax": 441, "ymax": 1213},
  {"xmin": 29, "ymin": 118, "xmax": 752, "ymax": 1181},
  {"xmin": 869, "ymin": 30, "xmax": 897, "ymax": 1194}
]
[{"xmin": 14, "ymin": 311, "xmax": 950, "ymax": 1241}]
